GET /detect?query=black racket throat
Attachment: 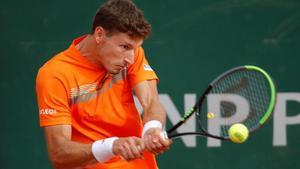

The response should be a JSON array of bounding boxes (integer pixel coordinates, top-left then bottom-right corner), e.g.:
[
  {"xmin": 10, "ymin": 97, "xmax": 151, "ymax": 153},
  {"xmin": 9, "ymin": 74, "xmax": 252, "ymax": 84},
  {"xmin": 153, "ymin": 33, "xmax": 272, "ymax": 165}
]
[{"xmin": 166, "ymin": 86, "xmax": 214, "ymax": 139}]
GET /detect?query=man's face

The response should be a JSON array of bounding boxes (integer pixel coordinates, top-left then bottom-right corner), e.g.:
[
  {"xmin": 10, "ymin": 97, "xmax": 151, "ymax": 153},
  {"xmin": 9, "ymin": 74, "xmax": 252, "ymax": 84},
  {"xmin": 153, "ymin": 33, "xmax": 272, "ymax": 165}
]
[{"xmin": 95, "ymin": 31, "xmax": 143, "ymax": 75}]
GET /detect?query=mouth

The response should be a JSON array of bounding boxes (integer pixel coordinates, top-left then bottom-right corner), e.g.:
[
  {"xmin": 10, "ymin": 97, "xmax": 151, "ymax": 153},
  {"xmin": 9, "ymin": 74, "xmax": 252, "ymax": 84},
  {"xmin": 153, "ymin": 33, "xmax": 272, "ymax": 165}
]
[
  {"xmin": 108, "ymin": 64, "xmax": 128, "ymax": 74},
  {"xmin": 111, "ymin": 65, "xmax": 125, "ymax": 73},
  {"xmin": 117, "ymin": 65, "xmax": 127, "ymax": 70}
]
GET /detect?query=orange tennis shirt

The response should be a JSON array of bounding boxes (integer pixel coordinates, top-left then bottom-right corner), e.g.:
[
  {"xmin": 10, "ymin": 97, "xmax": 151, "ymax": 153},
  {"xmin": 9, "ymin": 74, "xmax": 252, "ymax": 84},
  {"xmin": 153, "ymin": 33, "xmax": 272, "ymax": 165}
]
[{"xmin": 36, "ymin": 35, "xmax": 159, "ymax": 169}]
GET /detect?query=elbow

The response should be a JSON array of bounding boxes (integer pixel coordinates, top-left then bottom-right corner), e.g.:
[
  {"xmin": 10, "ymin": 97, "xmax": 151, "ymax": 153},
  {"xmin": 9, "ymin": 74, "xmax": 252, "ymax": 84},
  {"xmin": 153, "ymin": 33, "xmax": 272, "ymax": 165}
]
[
  {"xmin": 141, "ymin": 101, "xmax": 150, "ymax": 111},
  {"xmin": 139, "ymin": 95, "xmax": 151, "ymax": 110},
  {"xmin": 49, "ymin": 151, "xmax": 67, "ymax": 169},
  {"xmin": 50, "ymin": 157, "xmax": 62, "ymax": 169}
]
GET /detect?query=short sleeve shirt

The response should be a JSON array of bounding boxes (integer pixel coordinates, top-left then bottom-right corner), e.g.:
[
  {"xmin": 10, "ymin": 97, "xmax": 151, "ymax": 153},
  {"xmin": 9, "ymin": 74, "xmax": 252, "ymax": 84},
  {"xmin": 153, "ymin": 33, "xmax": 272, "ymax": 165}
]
[{"xmin": 36, "ymin": 35, "xmax": 159, "ymax": 169}]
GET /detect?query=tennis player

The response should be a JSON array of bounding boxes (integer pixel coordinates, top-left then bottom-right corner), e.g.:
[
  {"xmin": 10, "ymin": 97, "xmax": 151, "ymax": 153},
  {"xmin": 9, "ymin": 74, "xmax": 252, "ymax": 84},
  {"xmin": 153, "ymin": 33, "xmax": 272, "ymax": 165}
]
[{"xmin": 36, "ymin": 0, "xmax": 171, "ymax": 168}]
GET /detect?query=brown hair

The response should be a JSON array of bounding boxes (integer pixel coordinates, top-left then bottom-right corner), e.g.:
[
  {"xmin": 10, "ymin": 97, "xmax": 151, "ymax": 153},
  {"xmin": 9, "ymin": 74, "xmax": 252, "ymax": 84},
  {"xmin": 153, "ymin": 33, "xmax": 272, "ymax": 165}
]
[{"xmin": 91, "ymin": 0, "xmax": 151, "ymax": 39}]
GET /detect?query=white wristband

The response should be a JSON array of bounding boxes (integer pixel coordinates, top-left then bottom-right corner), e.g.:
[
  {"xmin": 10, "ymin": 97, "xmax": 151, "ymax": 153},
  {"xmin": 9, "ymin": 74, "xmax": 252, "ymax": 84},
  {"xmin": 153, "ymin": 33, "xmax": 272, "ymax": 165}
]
[
  {"xmin": 142, "ymin": 120, "xmax": 162, "ymax": 138},
  {"xmin": 91, "ymin": 137, "xmax": 118, "ymax": 163}
]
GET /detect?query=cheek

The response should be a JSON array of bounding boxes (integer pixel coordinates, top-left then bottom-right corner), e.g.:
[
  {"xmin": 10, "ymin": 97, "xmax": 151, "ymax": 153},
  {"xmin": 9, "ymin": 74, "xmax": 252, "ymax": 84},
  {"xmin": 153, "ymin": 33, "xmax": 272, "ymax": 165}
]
[
  {"xmin": 102, "ymin": 53, "xmax": 118, "ymax": 67},
  {"xmin": 98, "ymin": 45, "xmax": 124, "ymax": 65},
  {"xmin": 98, "ymin": 47, "xmax": 112, "ymax": 62},
  {"xmin": 110, "ymin": 50, "xmax": 124, "ymax": 63}
]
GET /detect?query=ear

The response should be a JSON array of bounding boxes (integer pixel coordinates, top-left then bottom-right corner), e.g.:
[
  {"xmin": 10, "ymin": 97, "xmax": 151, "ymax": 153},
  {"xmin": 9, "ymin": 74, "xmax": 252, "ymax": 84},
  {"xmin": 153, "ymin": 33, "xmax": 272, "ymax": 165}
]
[{"xmin": 94, "ymin": 26, "xmax": 105, "ymax": 44}]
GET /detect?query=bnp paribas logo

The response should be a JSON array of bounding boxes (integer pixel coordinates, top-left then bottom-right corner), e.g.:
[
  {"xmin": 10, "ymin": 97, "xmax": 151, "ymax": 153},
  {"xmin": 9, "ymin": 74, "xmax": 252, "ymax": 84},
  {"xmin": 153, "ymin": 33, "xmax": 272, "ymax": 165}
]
[{"xmin": 134, "ymin": 93, "xmax": 300, "ymax": 147}]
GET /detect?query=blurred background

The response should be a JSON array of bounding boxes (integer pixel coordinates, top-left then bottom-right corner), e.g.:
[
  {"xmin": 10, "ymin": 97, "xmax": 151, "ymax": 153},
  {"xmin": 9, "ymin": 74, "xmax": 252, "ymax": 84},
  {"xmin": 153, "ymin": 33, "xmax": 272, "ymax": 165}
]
[{"xmin": 1, "ymin": 0, "xmax": 300, "ymax": 168}]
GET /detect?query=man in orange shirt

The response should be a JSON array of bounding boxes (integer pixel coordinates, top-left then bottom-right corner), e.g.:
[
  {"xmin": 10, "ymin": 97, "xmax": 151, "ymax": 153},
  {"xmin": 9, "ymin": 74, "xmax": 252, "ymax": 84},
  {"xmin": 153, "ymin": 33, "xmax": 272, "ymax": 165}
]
[{"xmin": 36, "ymin": 0, "xmax": 172, "ymax": 168}]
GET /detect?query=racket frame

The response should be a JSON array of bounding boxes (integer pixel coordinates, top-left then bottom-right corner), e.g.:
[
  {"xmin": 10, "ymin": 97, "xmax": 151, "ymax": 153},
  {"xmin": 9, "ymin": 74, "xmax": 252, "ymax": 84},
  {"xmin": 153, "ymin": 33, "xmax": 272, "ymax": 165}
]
[{"xmin": 166, "ymin": 65, "xmax": 276, "ymax": 140}]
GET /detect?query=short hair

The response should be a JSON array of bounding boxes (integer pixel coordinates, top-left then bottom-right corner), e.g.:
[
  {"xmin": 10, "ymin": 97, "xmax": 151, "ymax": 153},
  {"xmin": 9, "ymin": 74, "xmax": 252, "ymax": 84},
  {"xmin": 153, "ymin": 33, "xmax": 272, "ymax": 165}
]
[{"xmin": 91, "ymin": 0, "xmax": 152, "ymax": 39}]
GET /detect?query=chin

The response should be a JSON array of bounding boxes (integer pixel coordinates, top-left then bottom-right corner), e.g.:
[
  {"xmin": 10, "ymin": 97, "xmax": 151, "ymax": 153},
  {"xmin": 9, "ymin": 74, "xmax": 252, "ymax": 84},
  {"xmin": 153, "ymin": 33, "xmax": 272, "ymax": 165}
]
[{"xmin": 108, "ymin": 69, "xmax": 121, "ymax": 75}]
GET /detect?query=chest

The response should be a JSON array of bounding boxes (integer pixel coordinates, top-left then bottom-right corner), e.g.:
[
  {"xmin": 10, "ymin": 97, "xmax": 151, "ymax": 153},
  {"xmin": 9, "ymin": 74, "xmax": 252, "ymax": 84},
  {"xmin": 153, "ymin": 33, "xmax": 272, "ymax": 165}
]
[{"xmin": 69, "ymin": 69, "xmax": 135, "ymax": 119}]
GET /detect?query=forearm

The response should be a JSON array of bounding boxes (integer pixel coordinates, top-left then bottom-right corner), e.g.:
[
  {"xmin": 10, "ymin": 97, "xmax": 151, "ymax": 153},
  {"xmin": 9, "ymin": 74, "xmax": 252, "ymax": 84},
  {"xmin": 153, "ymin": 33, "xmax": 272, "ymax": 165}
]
[
  {"xmin": 134, "ymin": 80, "xmax": 172, "ymax": 154},
  {"xmin": 47, "ymin": 139, "xmax": 96, "ymax": 169},
  {"xmin": 45, "ymin": 125, "xmax": 98, "ymax": 169},
  {"xmin": 134, "ymin": 80, "xmax": 166, "ymax": 125},
  {"xmin": 141, "ymin": 99, "xmax": 172, "ymax": 155},
  {"xmin": 142, "ymin": 99, "xmax": 166, "ymax": 125}
]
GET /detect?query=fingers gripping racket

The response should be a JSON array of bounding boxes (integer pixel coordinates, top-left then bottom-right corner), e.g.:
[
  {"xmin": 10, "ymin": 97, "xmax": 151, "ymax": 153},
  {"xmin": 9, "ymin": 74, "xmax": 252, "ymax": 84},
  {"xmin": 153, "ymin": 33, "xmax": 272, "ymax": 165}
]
[{"xmin": 162, "ymin": 65, "xmax": 276, "ymax": 141}]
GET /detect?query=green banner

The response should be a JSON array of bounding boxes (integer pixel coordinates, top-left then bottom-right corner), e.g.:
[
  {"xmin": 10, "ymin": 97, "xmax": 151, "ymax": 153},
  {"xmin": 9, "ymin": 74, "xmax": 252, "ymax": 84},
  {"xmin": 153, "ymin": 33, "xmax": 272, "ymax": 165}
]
[{"xmin": 1, "ymin": 0, "xmax": 299, "ymax": 169}]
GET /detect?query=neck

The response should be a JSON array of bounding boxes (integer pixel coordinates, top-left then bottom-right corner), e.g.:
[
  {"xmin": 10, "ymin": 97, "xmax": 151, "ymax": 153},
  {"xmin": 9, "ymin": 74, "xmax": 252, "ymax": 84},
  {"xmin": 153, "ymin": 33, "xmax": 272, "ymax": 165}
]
[{"xmin": 76, "ymin": 35, "xmax": 103, "ymax": 68}]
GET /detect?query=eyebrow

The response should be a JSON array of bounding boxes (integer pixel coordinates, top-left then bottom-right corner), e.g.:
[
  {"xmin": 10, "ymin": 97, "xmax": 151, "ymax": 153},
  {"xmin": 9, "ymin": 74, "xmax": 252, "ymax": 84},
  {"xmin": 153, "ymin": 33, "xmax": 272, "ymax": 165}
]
[{"xmin": 121, "ymin": 41, "xmax": 142, "ymax": 48}]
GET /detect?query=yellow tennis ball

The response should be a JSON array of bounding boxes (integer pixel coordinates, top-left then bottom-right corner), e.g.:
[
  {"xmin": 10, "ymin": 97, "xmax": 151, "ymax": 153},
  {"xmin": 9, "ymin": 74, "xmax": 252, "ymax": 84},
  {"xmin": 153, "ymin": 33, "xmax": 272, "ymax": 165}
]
[
  {"xmin": 207, "ymin": 112, "xmax": 215, "ymax": 119},
  {"xmin": 228, "ymin": 123, "xmax": 249, "ymax": 143}
]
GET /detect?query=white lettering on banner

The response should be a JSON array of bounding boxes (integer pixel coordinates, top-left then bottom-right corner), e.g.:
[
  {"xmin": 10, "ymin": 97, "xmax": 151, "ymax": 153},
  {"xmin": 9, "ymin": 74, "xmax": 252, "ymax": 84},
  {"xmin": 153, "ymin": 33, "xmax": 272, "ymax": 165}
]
[
  {"xmin": 273, "ymin": 93, "xmax": 300, "ymax": 146},
  {"xmin": 134, "ymin": 92, "xmax": 300, "ymax": 147}
]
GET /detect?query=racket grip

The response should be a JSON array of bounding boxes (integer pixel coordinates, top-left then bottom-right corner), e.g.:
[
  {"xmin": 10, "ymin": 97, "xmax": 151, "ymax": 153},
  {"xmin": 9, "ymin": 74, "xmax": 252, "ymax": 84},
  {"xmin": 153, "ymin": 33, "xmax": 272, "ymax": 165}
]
[{"xmin": 160, "ymin": 131, "xmax": 169, "ymax": 139}]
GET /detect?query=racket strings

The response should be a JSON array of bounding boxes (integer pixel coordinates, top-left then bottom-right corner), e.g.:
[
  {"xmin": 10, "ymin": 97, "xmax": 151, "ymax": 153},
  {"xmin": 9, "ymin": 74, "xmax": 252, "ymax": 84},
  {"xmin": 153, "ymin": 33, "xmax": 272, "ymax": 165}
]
[
  {"xmin": 201, "ymin": 69, "xmax": 272, "ymax": 138},
  {"xmin": 243, "ymin": 71, "xmax": 271, "ymax": 130}
]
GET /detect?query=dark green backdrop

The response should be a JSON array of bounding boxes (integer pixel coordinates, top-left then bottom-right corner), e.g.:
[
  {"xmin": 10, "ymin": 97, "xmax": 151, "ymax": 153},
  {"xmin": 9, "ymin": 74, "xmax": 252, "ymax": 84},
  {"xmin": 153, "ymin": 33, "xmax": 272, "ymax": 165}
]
[{"xmin": 1, "ymin": 0, "xmax": 299, "ymax": 169}]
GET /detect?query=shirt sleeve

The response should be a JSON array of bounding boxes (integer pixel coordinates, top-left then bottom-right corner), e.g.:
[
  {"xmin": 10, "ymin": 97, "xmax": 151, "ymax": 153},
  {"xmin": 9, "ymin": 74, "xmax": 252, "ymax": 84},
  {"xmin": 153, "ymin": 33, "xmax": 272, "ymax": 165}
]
[
  {"xmin": 128, "ymin": 47, "xmax": 158, "ymax": 87},
  {"xmin": 36, "ymin": 69, "xmax": 72, "ymax": 127}
]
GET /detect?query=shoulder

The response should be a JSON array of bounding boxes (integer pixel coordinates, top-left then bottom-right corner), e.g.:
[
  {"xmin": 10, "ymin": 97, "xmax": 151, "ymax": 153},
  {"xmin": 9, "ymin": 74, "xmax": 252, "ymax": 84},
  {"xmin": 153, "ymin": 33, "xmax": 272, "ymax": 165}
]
[
  {"xmin": 134, "ymin": 46, "xmax": 145, "ymax": 58},
  {"xmin": 131, "ymin": 46, "xmax": 146, "ymax": 66},
  {"xmin": 36, "ymin": 51, "xmax": 71, "ymax": 84},
  {"xmin": 36, "ymin": 52, "xmax": 71, "ymax": 97}
]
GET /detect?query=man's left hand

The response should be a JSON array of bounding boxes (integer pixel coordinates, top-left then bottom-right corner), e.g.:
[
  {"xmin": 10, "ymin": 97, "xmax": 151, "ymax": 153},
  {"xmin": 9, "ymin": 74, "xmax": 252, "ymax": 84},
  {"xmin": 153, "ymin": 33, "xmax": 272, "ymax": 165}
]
[{"xmin": 143, "ymin": 128, "xmax": 172, "ymax": 155}]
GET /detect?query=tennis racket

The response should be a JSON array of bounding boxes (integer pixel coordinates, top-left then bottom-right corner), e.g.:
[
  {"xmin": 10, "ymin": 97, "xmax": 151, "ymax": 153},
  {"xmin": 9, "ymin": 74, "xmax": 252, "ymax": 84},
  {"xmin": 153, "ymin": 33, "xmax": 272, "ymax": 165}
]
[{"xmin": 162, "ymin": 65, "xmax": 276, "ymax": 141}]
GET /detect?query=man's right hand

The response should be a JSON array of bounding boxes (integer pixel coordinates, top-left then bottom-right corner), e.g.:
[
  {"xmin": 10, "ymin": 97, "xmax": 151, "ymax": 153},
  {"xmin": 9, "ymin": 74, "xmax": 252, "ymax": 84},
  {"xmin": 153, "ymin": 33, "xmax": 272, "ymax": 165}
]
[{"xmin": 112, "ymin": 137, "xmax": 145, "ymax": 161}]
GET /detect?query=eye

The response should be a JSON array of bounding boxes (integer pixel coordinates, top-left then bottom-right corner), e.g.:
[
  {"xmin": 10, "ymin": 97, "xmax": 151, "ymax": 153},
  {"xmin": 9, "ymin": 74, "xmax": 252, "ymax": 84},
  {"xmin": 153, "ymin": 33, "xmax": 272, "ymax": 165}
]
[{"xmin": 120, "ymin": 44, "xmax": 130, "ymax": 50}]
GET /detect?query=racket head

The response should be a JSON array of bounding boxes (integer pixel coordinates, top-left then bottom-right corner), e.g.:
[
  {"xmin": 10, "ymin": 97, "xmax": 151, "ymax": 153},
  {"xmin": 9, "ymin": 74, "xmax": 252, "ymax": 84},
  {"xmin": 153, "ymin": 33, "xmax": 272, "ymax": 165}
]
[{"xmin": 196, "ymin": 65, "xmax": 276, "ymax": 140}]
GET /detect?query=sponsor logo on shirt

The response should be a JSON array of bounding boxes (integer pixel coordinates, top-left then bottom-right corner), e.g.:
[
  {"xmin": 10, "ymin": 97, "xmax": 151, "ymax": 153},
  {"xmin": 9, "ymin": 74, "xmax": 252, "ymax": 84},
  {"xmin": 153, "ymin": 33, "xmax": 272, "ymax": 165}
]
[
  {"xmin": 143, "ymin": 64, "xmax": 153, "ymax": 71},
  {"xmin": 70, "ymin": 69, "xmax": 128, "ymax": 104},
  {"xmin": 39, "ymin": 109, "xmax": 57, "ymax": 115},
  {"xmin": 71, "ymin": 83, "xmax": 97, "ymax": 98}
]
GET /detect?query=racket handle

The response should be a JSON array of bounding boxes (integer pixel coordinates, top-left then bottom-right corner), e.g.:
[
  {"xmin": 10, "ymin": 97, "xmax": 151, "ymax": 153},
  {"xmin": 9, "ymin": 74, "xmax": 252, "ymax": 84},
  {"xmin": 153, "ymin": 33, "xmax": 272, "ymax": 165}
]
[{"xmin": 160, "ymin": 131, "xmax": 169, "ymax": 139}]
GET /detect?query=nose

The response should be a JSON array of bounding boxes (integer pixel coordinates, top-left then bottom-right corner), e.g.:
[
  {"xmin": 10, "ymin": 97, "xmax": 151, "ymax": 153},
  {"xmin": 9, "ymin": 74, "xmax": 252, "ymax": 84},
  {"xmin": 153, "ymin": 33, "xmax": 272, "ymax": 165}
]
[{"xmin": 124, "ymin": 50, "xmax": 134, "ymax": 65}]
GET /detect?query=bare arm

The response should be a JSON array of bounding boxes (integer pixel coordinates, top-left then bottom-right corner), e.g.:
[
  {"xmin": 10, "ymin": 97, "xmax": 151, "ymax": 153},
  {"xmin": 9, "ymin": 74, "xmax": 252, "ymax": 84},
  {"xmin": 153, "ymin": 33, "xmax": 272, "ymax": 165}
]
[
  {"xmin": 44, "ymin": 125, "xmax": 145, "ymax": 168},
  {"xmin": 134, "ymin": 80, "xmax": 172, "ymax": 154},
  {"xmin": 134, "ymin": 80, "xmax": 166, "ymax": 124},
  {"xmin": 44, "ymin": 125, "xmax": 96, "ymax": 169}
]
